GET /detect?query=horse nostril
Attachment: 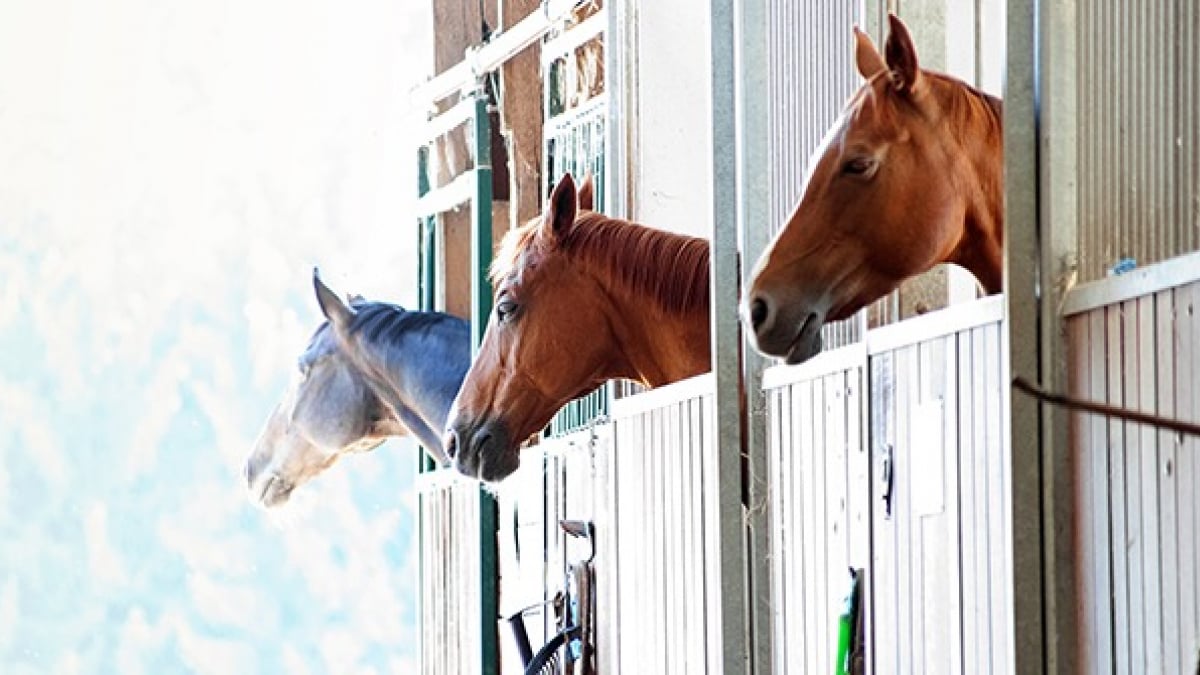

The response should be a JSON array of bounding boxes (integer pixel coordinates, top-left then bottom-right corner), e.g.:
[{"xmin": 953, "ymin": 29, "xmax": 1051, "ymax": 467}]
[
  {"xmin": 474, "ymin": 430, "xmax": 492, "ymax": 456},
  {"xmin": 750, "ymin": 297, "xmax": 770, "ymax": 331},
  {"xmin": 444, "ymin": 430, "xmax": 459, "ymax": 459}
]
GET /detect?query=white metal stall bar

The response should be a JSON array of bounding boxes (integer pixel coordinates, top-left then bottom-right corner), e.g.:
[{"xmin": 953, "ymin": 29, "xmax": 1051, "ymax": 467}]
[
  {"xmin": 606, "ymin": 373, "xmax": 721, "ymax": 674},
  {"xmin": 412, "ymin": 0, "xmax": 590, "ymax": 108}
]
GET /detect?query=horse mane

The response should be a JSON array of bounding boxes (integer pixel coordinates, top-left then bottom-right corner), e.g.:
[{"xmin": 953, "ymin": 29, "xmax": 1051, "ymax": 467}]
[
  {"xmin": 307, "ymin": 302, "xmax": 466, "ymax": 357},
  {"xmin": 924, "ymin": 72, "xmax": 1003, "ymax": 141},
  {"xmin": 349, "ymin": 303, "xmax": 466, "ymax": 343},
  {"xmin": 492, "ymin": 212, "xmax": 711, "ymax": 317}
]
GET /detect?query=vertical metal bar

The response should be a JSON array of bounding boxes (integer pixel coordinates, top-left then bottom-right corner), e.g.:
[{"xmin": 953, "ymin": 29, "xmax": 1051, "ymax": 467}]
[
  {"xmin": 711, "ymin": 0, "xmax": 750, "ymax": 672},
  {"xmin": 471, "ymin": 86, "xmax": 495, "ymax": 352},
  {"xmin": 470, "ymin": 81, "xmax": 500, "ymax": 675},
  {"xmin": 606, "ymin": 0, "xmax": 628, "ymax": 220},
  {"xmin": 736, "ymin": 0, "xmax": 771, "ymax": 671},
  {"xmin": 1004, "ymin": 0, "xmax": 1046, "ymax": 671},
  {"xmin": 417, "ymin": 144, "xmax": 439, "ymax": 475},
  {"xmin": 1039, "ymin": 0, "xmax": 1079, "ymax": 670},
  {"xmin": 418, "ymin": 144, "xmax": 437, "ymax": 314},
  {"xmin": 415, "ymin": 144, "xmax": 436, "ymax": 674}
]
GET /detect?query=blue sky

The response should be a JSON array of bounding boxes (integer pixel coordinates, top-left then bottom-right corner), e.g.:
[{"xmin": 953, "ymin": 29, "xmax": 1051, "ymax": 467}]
[{"xmin": 0, "ymin": 1, "xmax": 430, "ymax": 671}]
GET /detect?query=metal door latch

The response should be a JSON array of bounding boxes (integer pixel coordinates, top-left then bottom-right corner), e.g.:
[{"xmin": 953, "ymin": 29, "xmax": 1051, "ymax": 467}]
[{"xmin": 880, "ymin": 443, "xmax": 894, "ymax": 519}]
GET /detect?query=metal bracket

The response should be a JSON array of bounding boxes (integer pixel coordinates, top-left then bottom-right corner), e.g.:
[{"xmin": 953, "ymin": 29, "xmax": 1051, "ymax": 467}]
[{"xmin": 880, "ymin": 443, "xmax": 894, "ymax": 519}]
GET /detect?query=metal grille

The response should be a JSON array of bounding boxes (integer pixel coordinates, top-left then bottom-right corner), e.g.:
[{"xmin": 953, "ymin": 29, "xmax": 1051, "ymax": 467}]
[
  {"xmin": 766, "ymin": 1, "xmax": 860, "ymax": 233},
  {"xmin": 765, "ymin": 0, "xmax": 881, "ymax": 347},
  {"xmin": 544, "ymin": 95, "xmax": 607, "ymax": 208},
  {"xmin": 545, "ymin": 96, "xmax": 611, "ymax": 438},
  {"xmin": 1077, "ymin": 1, "xmax": 1200, "ymax": 282},
  {"xmin": 546, "ymin": 385, "xmax": 610, "ymax": 438}
]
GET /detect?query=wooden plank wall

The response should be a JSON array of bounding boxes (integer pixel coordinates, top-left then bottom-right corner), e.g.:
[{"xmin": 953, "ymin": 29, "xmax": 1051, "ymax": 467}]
[
  {"xmin": 609, "ymin": 386, "xmax": 718, "ymax": 674},
  {"xmin": 1068, "ymin": 279, "xmax": 1200, "ymax": 673},
  {"xmin": 419, "ymin": 479, "xmax": 484, "ymax": 675}
]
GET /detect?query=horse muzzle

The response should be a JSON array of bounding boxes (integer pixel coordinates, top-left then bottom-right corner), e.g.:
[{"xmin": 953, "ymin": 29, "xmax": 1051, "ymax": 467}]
[
  {"xmin": 245, "ymin": 461, "xmax": 296, "ymax": 508},
  {"xmin": 743, "ymin": 291, "xmax": 826, "ymax": 365},
  {"xmin": 444, "ymin": 417, "xmax": 518, "ymax": 483}
]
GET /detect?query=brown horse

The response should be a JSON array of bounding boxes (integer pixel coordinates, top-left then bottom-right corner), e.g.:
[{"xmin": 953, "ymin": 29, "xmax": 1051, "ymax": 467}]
[
  {"xmin": 444, "ymin": 174, "xmax": 712, "ymax": 481},
  {"xmin": 744, "ymin": 14, "xmax": 1003, "ymax": 363}
]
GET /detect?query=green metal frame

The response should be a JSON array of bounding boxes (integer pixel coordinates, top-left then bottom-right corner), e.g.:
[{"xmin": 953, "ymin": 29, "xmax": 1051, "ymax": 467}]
[
  {"xmin": 469, "ymin": 85, "xmax": 500, "ymax": 675},
  {"xmin": 417, "ymin": 145, "xmax": 439, "ymax": 474},
  {"xmin": 415, "ymin": 82, "xmax": 500, "ymax": 675}
]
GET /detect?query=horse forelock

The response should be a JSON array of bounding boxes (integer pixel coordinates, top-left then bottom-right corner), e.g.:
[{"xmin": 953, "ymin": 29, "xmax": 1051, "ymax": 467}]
[
  {"xmin": 490, "ymin": 212, "xmax": 711, "ymax": 317},
  {"xmin": 490, "ymin": 217, "xmax": 542, "ymax": 287}
]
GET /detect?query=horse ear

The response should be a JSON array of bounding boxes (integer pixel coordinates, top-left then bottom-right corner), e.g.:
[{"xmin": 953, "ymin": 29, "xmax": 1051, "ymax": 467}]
[
  {"xmin": 543, "ymin": 174, "xmax": 578, "ymax": 240},
  {"xmin": 884, "ymin": 14, "xmax": 922, "ymax": 94},
  {"xmin": 313, "ymin": 268, "xmax": 355, "ymax": 330},
  {"xmin": 853, "ymin": 26, "xmax": 887, "ymax": 80},
  {"xmin": 578, "ymin": 173, "xmax": 596, "ymax": 212}
]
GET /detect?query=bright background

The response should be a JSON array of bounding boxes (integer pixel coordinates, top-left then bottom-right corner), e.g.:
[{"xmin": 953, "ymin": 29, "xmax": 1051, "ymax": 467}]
[{"xmin": 0, "ymin": 1, "xmax": 431, "ymax": 671}]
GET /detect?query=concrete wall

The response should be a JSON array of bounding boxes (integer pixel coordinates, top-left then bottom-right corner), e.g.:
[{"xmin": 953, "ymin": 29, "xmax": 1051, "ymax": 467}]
[{"xmin": 625, "ymin": 0, "xmax": 714, "ymax": 238}]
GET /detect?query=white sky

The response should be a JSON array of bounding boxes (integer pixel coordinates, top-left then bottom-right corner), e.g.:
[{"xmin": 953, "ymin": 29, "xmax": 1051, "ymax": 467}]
[
  {"xmin": 0, "ymin": 0, "xmax": 429, "ymax": 302},
  {"xmin": 0, "ymin": 0, "xmax": 434, "ymax": 671}
]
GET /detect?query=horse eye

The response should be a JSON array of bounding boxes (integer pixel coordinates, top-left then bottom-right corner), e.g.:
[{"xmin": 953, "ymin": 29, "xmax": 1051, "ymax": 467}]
[
  {"xmin": 496, "ymin": 299, "xmax": 518, "ymax": 322},
  {"xmin": 842, "ymin": 157, "xmax": 876, "ymax": 176}
]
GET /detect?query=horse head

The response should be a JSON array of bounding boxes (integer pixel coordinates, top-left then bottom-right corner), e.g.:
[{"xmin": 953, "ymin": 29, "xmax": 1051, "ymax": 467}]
[{"xmin": 745, "ymin": 15, "xmax": 1003, "ymax": 363}]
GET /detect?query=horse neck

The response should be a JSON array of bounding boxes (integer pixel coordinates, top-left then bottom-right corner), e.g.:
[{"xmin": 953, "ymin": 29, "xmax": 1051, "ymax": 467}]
[
  {"xmin": 947, "ymin": 89, "xmax": 1005, "ymax": 294},
  {"xmin": 605, "ymin": 287, "xmax": 712, "ymax": 387},
  {"xmin": 349, "ymin": 323, "xmax": 469, "ymax": 454}
]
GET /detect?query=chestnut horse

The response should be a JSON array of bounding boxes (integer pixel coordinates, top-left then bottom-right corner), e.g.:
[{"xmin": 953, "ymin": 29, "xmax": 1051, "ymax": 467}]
[
  {"xmin": 444, "ymin": 174, "xmax": 712, "ymax": 481},
  {"xmin": 745, "ymin": 15, "xmax": 1003, "ymax": 363}
]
